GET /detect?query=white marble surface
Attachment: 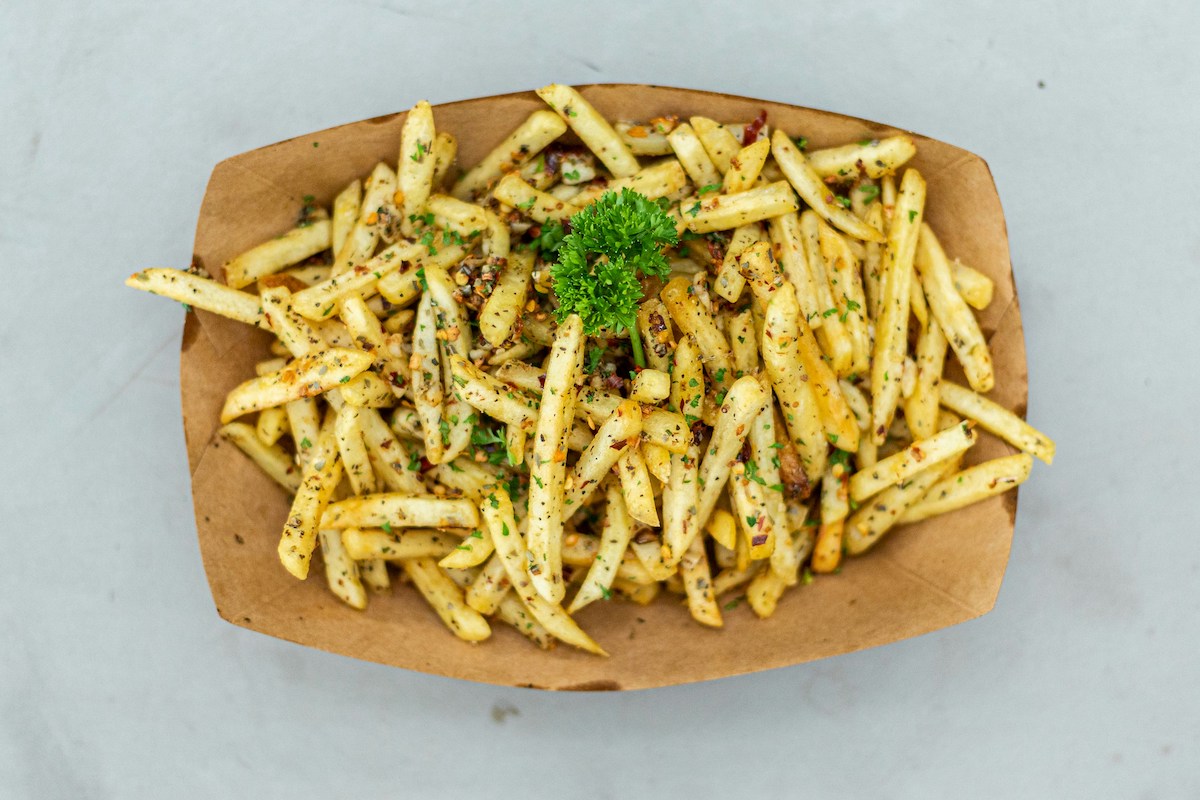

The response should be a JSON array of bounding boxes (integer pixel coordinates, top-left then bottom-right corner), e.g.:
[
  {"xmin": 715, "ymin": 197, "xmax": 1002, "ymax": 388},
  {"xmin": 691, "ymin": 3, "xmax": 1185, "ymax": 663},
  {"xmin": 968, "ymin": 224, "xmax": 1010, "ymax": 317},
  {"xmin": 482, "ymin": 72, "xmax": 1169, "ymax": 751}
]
[{"xmin": 3, "ymin": 1, "xmax": 1197, "ymax": 796}]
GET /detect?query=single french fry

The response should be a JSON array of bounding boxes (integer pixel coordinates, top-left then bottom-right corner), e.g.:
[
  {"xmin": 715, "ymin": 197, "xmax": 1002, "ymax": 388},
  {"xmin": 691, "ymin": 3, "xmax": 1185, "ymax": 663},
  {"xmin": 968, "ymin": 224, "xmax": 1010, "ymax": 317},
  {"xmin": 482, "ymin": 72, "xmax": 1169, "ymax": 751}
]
[
  {"xmin": 278, "ymin": 413, "xmax": 342, "ymax": 579},
  {"xmin": 570, "ymin": 159, "xmax": 689, "ymax": 207},
  {"xmin": 357, "ymin": 557, "xmax": 391, "ymax": 593},
  {"xmin": 223, "ymin": 217, "xmax": 332, "ymax": 290},
  {"xmin": 770, "ymin": 496, "xmax": 812, "ymax": 583},
  {"xmin": 939, "ymin": 381, "xmax": 1056, "ymax": 464},
  {"xmin": 496, "ymin": 593, "xmax": 554, "ymax": 650},
  {"xmin": 219, "ymin": 422, "xmax": 301, "ymax": 493},
  {"xmin": 915, "ymin": 223, "xmax": 995, "ymax": 393},
  {"xmin": 862, "ymin": 203, "xmax": 885, "ymax": 323},
  {"xmin": 767, "ymin": 211, "xmax": 824, "ymax": 328},
  {"xmin": 425, "ymin": 194, "xmax": 488, "ymax": 237},
  {"xmin": 344, "ymin": 527, "xmax": 458, "ymax": 563},
  {"xmin": 844, "ymin": 457, "xmax": 960, "ymax": 555},
  {"xmin": 569, "ymin": 483, "xmax": 634, "ymax": 613},
  {"xmin": 465, "ymin": 554, "xmax": 511, "ymax": 615},
  {"xmin": 255, "ymin": 406, "xmax": 289, "ymax": 447},
  {"xmin": 713, "ymin": 223, "xmax": 762, "ymax": 302},
  {"xmin": 493, "ymin": 173, "xmax": 577, "ymax": 223},
  {"xmin": 952, "ymin": 260, "xmax": 994, "ymax": 310},
  {"xmin": 411, "ymin": 292, "xmax": 445, "ymax": 464},
  {"xmin": 220, "ymin": 348, "xmax": 372, "ymax": 424},
  {"xmin": 482, "ymin": 489, "xmax": 606, "ymax": 655},
  {"xmin": 798, "ymin": 211, "xmax": 853, "ymax": 372},
  {"xmin": 817, "ymin": 220, "xmax": 871, "ymax": 376},
  {"xmin": 564, "ymin": 400, "xmax": 642, "ymax": 513},
  {"xmin": 125, "ymin": 269, "xmax": 266, "ymax": 328},
  {"xmin": 668, "ymin": 122, "xmax": 722, "ymax": 188},
  {"xmin": 357, "ymin": 407, "xmax": 425, "ymax": 494},
  {"xmin": 319, "ymin": 528, "xmax": 367, "ymax": 610},
  {"xmin": 728, "ymin": 465, "xmax": 776, "ymax": 560},
  {"xmin": 616, "ymin": 445, "xmax": 659, "ymax": 526},
  {"xmin": 661, "ymin": 336, "xmax": 704, "ymax": 565},
  {"xmin": 706, "ymin": 508, "xmax": 738, "ymax": 550},
  {"xmin": 422, "ymin": 263, "xmax": 473, "ymax": 462},
  {"xmin": 479, "ymin": 248, "xmax": 534, "ymax": 347},
  {"xmin": 904, "ymin": 317, "xmax": 948, "ymax": 441},
  {"xmin": 871, "ymin": 168, "xmax": 926, "ymax": 442},
  {"xmin": 615, "ymin": 119, "xmax": 675, "ymax": 156},
  {"xmin": 333, "ymin": 162, "xmax": 397, "ymax": 275},
  {"xmin": 396, "ymin": 101, "xmax": 438, "ymax": 238},
  {"xmin": 334, "ymin": 405, "xmax": 377, "ymax": 495},
  {"xmin": 453, "ymin": 109, "xmax": 569, "ymax": 200},
  {"xmin": 320, "ymin": 494, "xmax": 479, "ymax": 530},
  {"xmin": 438, "ymin": 528, "xmax": 495, "ymax": 570},
  {"xmin": 723, "ymin": 139, "xmax": 770, "ymax": 194},
  {"xmin": 293, "ymin": 243, "xmax": 418, "ymax": 319},
  {"xmin": 286, "ymin": 397, "xmax": 320, "ymax": 470},
  {"xmin": 401, "ymin": 557, "xmax": 491, "ymax": 642},
  {"xmin": 747, "ymin": 515, "xmax": 812, "ymax": 619},
  {"xmin": 770, "ymin": 131, "xmax": 885, "ymax": 243},
  {"xmin": 375, "ymin": 244, "xmax": 468, "ymax": 307},
  {"xmin": 812, "ymin": 461, "xmax": 850, "ymax": 573},
  {"xmin": 332, "ymin": 180, "xmax": 362, "ymax": 256},
  {"xmin": 526, "ymin": 315, "xmax": 584, "ymax": 603},
  {"xmin": 807, "ymin": 135, "xmax": 917, "ymax": 180},
  {"xmin": 900, "ymin": 453, "xmax": 1034, "ymax": 524},
  {"xmin": 679, "ymin": 531, "xmax": 722, "ymax": 628},
  {"xmin": 660, "ymin": 276, "xmax": 735, "ymax": 391},
  {"xmin": 684, "ymin": 180, "xmax": 799, "ymax": 234},
  {"xmin": 431, "ymin": 131, "xmax": 457, "ymax": 189},
  {"xmin": 637, "ymin": 298, "xmax": 676, "ymax": 372},
  {"xmin": 695, "ymin": 376, "xmax": 771, "ymax": 533},
  {"xmin": 690, "ymin": 116, "xmax": 741, "ymax": 174},
  {"xmin": 849, "ymin": 421, "xmax": 977, "ymax": 502},
  {"xmin": 536, "ymin": 83, "xmax": 639, "ymax": 178},
  {"xmin": 761, "ymin": 284, "xmax": 827, "ymax": 483},
  {"xmin": 339, "ymin": 371, "xmax": 397, "ymax": 408}
]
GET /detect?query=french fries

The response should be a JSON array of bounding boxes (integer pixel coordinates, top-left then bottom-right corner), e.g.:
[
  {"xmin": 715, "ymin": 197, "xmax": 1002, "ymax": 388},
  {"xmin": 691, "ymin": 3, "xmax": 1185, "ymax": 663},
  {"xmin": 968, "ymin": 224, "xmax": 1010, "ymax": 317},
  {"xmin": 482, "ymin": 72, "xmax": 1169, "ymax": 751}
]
[{"xmin": 130, "ymin": 88, "xmax": 1051, "ymax": 656}]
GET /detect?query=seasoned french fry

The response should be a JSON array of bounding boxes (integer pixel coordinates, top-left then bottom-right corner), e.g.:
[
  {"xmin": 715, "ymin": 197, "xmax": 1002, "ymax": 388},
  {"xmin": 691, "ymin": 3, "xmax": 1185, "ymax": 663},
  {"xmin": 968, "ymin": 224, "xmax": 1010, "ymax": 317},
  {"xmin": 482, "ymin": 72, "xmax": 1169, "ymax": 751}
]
[
  {"xmin": 438, "ymin": 528, "xmax": 494, "ymax": 570},
  {"xmin": 431, "ymin": 131, "xmax": 457, "ymax": 189},
  {"xmin": 713, "ymin": 223, "xmax": 762, "ymax": 302},
  {"xmin": 339, "ymin": 371, "xmax": 397, "ymax": 408},
  {"xmin": 871, "ymin": 168, "xmax": 926, "ymax": 442},
  {"xmin": 319, "ymin": 528, "xmax": 366, "ymax": 610},
  {"xmin": 396, "ymin": 101, "xmax": 437, "ymax": 238},
  {"xmin": 770, "ymin": 130, "xmax": 885, "ymax": 243},
  {"xmin": 684, "ymin": 180, "xmax": 799, "ymax": 234},
  {"xmin": 952, "ymin": 260, "xmax": 994, "ymax": 310},
  {"xmin": 219, "ymin": 422, "xmax": 301, "ymax": 493},
  {"xmin": 849, "ymin": 420, "xmax": 977, "ymax": 502},
  {"xmin": 747, "ymin": 513, "xmax": 814, "ymax": 619},
  {"xmin": 375, "ymin": 244, "xmax": 467, "ymax": 307},
  {"xmin": 767, "ymin": 212, "xmax": 823, "ymax": 327},
  {"xmin": 915, "ymin": 224, "xmax": 994, "ymax": 393},
  {"xmin": 482, "ymin": 488, "xmax": 606, "ymax": 655},
  {"xmin": 293, "ymin": 243, "xmax": 418, "ymax": 319},
  {"xmin": 660, "ymin": 276, "xmax": 735, "ymax": 391},
  {"xmin": 798, "ymin": 211, "xmax": 853, "ymax": 372},
  {"xmin": 356, "ymin": 407, "xmax": 425, "ymax": 494},
  {"xmin": 807, "ymin": 135, "xmax": 917, "ymax": 180},
  {"xmin": 862, "ymin": 203, "xmax": 885, "ymax": 323},
  {"xmin": 668, "ymin": 122, "xmax": 722, "ymax": 188},
  {"xmin": 564, "ymin": 400, "xmax": 642, "ymax": 513},
  {"xmin": 569, "ymin": 483, "xmax": 634, "ymax": 613},
  {"xmin": 255, "ymin": 406, "xmax": 289, "ymax": 447},
  {"xmin": 126, "ymin": 269, "xmax": 266, "ymax": 328},
  {"xmin": 333, "ymin": 162, "xmax": 397, "ymax": 275},
  {"xmin": 812, "ymin": 461, "xmax": 850, "ymax": 573},
  {"xmin": 334, "ymin": 405, "xmax": 377, "ymax": 495},
  {"xmin": 422, "ymin": 263, "xmax": 473, "ymax": 462},
  {"xmin": 479, "ymin": 248, "xmax": 533, "ymax": 347},
  {"xmin": 526, "ymin": 315, "xmax": 584, "ymax": 603},
  {"xmin": 220, "ymin": 348, "xmax": 372, "ymax": 424},
  {"xmin": 320, "ymin": 494, "xmax": 479, "ymax": 530},
  {"xmin": 223, "ymin": 216, "xmax": 332, "ymax": 290},
  {"xmin": 453, "ymin": 109, "xmax": 568, "ymax": 200},
  {"xmin": 900, "ymin": 453, "xmax": 1034, "ymax": 524},
  {"xmin": 761, "ymin": 284, "xmax": 826, "ymax": 483},
  {"xmin": 616, "ymin": 445, "xmax": 659, "ymax": 526},
  {"xmin": 536, "ymin": 83, "xmax": 639, "ymax": 178},
  {"xmin": 278, "ymin": 413, "xmax": 343, "ymax": 579},
  {"xmin": 425, "ymin": 194, "xmax": 488, "ymax": 237},
  {"xmin": 695, "ymin": 376, "xmax": 771, "ymax": 533},
  {"xmin": 570, "ymin": 159, "xmax": 689, "ymax": 207},
  {"xmin": 332, "ymin": 180, "xmax": 362, "ymax": 256},
  {"xmin": 661, "ymin": 337, "xmax": 704, "ymax": 565},
  {"xmin": 411, "ymin": 292, "xmax": 445, "ymax": 464},
  {"xmin": 690, "ymin": 116, "xmax": 741, "ymax": 174},
  {"xmin": 357, "ymin": 557, "xmax": 391, "ymax": 593},
  {"xmin": 939, "ymin": 381, "xmax": 1056, "ymax": 464},
  {"xmin": 844, "ymin": 457, "xmax": 960, "ymax": 555},
  {"xmin": 817, "ymin": 220, "xmax": 871, "ymax": 375},
  {"xmin": 465, "ymin": 554, "xmax": 511, "ymax": 615},
  {"xmin": 679, "ymin": 531, "xmax": 722, "ymax": 627},
  {"xmin": 904, "ymin": 317, "xmax": 948, "ymax": 441},
  {"xmin": 493, "ymin": 173, "xmax": 577, "ymax": 223},
  {"xmin": 637, "ymin": 298, "xmax": 676, "ymax": 371},
  {"xmin": 615, "ymin": 120, "xmax": 675, "ymax": 156},
  {"xmin": 402, "ymin": 557, "xmax": 491, "ymax": 642},
  {"xmin": 723, "ymin": 139, "xmax": 770, "ymax": 194}
]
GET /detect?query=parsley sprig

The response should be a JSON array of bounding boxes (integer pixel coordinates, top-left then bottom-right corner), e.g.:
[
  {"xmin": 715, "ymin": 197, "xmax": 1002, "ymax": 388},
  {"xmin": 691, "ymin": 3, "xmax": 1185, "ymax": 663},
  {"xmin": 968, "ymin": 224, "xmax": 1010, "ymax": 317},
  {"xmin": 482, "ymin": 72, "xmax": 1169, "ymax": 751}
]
[{"xmin": 551, "ymin": 188, "xmax": 678, "ymax": 367}]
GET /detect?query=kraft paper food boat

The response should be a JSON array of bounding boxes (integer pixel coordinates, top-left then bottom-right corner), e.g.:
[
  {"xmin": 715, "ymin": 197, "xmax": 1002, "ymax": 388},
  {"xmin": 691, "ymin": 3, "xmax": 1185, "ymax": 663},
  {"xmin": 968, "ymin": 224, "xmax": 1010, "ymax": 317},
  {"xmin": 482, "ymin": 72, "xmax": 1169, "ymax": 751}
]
[{"xmin": 181, "ymin": 84, "xmax": 1027, "ymax": 691}]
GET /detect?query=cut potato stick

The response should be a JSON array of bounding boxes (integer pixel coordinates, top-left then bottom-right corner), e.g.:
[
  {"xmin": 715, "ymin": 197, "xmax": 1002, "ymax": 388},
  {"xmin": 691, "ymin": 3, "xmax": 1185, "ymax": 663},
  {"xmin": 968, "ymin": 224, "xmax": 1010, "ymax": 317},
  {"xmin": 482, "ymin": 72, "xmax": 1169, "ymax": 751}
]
[
  {"xmin": 401, "ymin": 557, "xmax": 491, "ymax": 642},
  {"xmin": 481, "ymin": 489, "xmax": 606, "ymax": 655},
  {"xmin": 425, "ymin": 194, "xmax": 487, "ymax": 237},
  {"xmin": 278, "ymin": 413, "xmax": 342, "ymax": 579},
  {"xmin": 438, "ymin": 529, "xmax": 494, "ymax": 570},
  {"xmin": 223, "ymin": 217, "xmax": 332, "ymax": 290},
  {"xmin": 900, "ymin": 453, "xmax": 1034, "ymax": 524},
  {"xmin": 569, "ymin": 483, "xmax": 634, "ymax": 613},
  {"xmin": 465, "ymin": 554, "xmax": 511, "ymax": 615},
  {"xmin": 695, "ymin": 376, "xmax": 771, "ymax": 533},
  {"xmin": 770, "ymin": 130, "xmax": 885, "ymax": 243},
  {"xmin": 661, "ymin": 336, "xmax": 704, "ymax": 565},
  {"xmin": 255, "ymin": 406, "xmax": 288, "ymax": 447},
  {"xmin": 259, "ymin": 285, "xmax": 327, "ymax": 359},
  {"xmin": 319, "ymin": 528, "xmax": 366, "ymax": 610},
  {"xmin": 770, "ymin": 497, "xmax": 811, "ymax": 583},
  {"xmin": 219, "ymin": 422, "xmax": 301, "ymax": 493},
  {"xmin": 453, "ymin": 109, "xmax": 568, "ymax": 200},
  {"xmin": 479, "ymin": 247, "xmax": 533, "ymax": 346},
  {"xmin": 431, "ymin": 131, "xmax": 457, "ymax": 189},
  {"xmin": 807, "ymin": 135, "xmax": 917, "ymax": 180},
  {"xmin": 293, "ymin": 244, "xmax": 417, "ymax": 319},
  {"xmin": 747, "ymin": 515, "xmax": 813, "ymax": 619},
  {"xmin": 915, "ymin": 223, "xmax": 994, "ymax": 393},
  {"xmin": 286, "ymin": 397, "xmax": 321, "ymax": 470},
  {"xmin": 798, "ymin": 211, "xmax": 853, "ymax": 372},
  {"xmin": 690, "ymin": 116, "xmax": 741, "ymax": 174},
  {"xmin": 333, "ymin": 179, "xmax": 364, "ymax": 255},
  {"xmin": 493, "ymin": 173, "xmax": 577, "ymax": 223},
  {"xmin": 862, "ymin": 203, "xmax": 885, "ymax": 323},
  {"xmin": 668, "ymin": 122, "xmax": 722, "ymax": 188},
  {"xmin": 126, "ymin": 269, "xmax": 266, "ymax": 328},
  {"xmin": 761, "ymin": 284, "xmax": 827, "ymax": 483},
  {"xmin": 526, "ymin": 315, "xmax": 584, "ymax": 603},
  {"xmin": 357, "ymin": 407, "xmax": 425, "ymax": 494},
  {"xmin": 817, "ymin": 220, "xmax": 871, "ymax": 375},
  {"xmin": 495, "ymin": 593, "xmax": 554, "ymax": 649},
  {"xmin": 333, "ymin": 162, "xmax": 397, "ymax": 275},
  {"xmin": 660, "ymin": 276, "xmax": 735, "ymax": 391},
  {"xmin": 953, "ymin": 261, "xmax": 994, "ymax": 310},
  {"xmin": 339, "ymin": 371, "xmax": 396, "ymax": 408},
  {"xmin": 320, "ymin": 494, "xmax": 479, "ymax": 529},
  {"xmin": 357, "ymin": 557, "xmax": 390, "ymax": 593},
  {"xmin": 768, "ymin": 212, "xmax": 823, "ymax": 328},
  {"xmin": 871, "ymin": 168, "xmax": 926, "ymax": 442},
  {"xmin": 615, "ymin": 120, "xmax": 675, "ymax": 156},
  {"xmin": 685, "ymin": 180, "xmax": 799, "ymax": 234},
  {"xmin": 536, "ymin": 83, "xmax": 639, "ymax": 178},
  {"xmin": 637, "ymin": 298, "xmax": 676, "ymax": 371},
  {"xmin": 844, "ymin": 457, "xmax": 959, "ymax": 555},
  {"xmin": 679, "ymin": 531, "xmax": 722, "ymax": 627},
  {"xmin": 849, "ymin": 420, "xmax": 977, "ymax": 503},
  {"xmin": 396, "ymin": 101, "xmax": 437, "ymax": 238},
  {"xmin": 713, "ymin": 223, "xmax": 761, "ymax": 302},
  {"xmin": 411, "ymin": 292, "xmax": 445, "ymax": 464},
  {"xmin": 812, "ymin": 461, "xmax": 850, "ymax": 573},
  {"xmin": 220, "ymin": 348, "xmax": 372, "ymax": 424},
  {"xmin": 570, "ymin": 159, "xmax": 688, "ymax": 207},
  {"xmin": 723, "ymin": 139, "xmax": 770, "ymax": 194},
  {"xmin": 564, "ymin": 400, "xmax": 642, "ymax": 513},
  {"xmin": 728, "ymin": 467, "xmax": 776, "ymax": 560},
  {"xmin": 904, "ymin": 316, "xmax": 948, "ymax": 441},
  {"xmin": 375, "ymin": 244, "xmax": 467, "ymax": 307},
  {"xmin": 422, "ymin": 263, "xmax": 473, "ymax": 462},
  {"xmin": 939, "ymin": 381, "xmax": 1056, "ymax": 464},
  {"xmin": 334, "ymin": 405, "xmax": 377, "ymax": 495},
  {"xmin": 616, "ymin": 445, "xmax": 659, "ymax": 526}
]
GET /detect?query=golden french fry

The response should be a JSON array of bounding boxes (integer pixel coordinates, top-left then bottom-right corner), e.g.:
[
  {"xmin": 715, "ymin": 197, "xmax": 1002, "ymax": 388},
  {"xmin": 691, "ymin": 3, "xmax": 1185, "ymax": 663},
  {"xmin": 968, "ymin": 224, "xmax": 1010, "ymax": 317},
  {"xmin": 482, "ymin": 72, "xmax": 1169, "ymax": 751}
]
[
  {"xmin": 844, "ymin": 457, "xmax": 960, "ymax": 555},
  {"xmin": 319, "ymin": 528, "xmax": 366, "ymax": 610},
  {"xmin": 849, "ymin": 421, "xmax": 977, "ymax": 502},
  {"xmin": 695, "ymin": 376, "xmax": 771, "ymax": 533},
  {"xmin": 479, "ymin": 248, "xmax": 534, "ymax": 346},
  {"xmin": 255, "ymin": 406, "xmax": 289, "ymax": 447},
  {"xmin": 278, "ymin": 413, "xmax": 342, "ymax": 579},
  {"xmin": 798, "ymin": 211, "xmax": 853, "ymax": 372},
  {"xmin": 770, "ymin": 130, "xmax": 885, "ymax": 243},
  {"xmin": 331, "ymin": 180, "xmax": 363, "ymax": 257},
  {"xmin": 615, "ymin": 119, "xmax": 676, "ymax": 156},
  {"xmin": 723, "ymin": 139, "xmax": 770, "ymax": 194},
  {"xmin": 668, "ymin": 122, "xmax": 722, "ymax": 188},
  {"xmin": 904, "ymin": 317, "xmax": 948, "ymax": 441},
  {"xmin": 569, "ymin": 482, "xmax": 634, "ymax": 613},
  {"xmin": 357, "ymin": 407, "xmax": 426, "ymax": 494},
  {"xmin": 761, "ymin": 283, "xmax": 827, "ymax": 483},
  {"xmin": 396, "ymin": 101, "xmax": 437, "ymax": 238},
  {"xmin": 679, "ymin": 531, "xmax": 722, "ymax": 627},
  {"xmin": 401, "ymin": 557, "xmax": 491, "ymax": 642},
  {"xmin": 357, "ymin": 557, "xmax": 390, "ymax": 593},
  {"xmin": 334, "ymin": 162, "xmax": 397, "ymax": 275},
  {"xmin": 411, "ymin": 292, "xmax": 445, "ymax": 464},
  {"xmin": 293, "ymin": 243, "xmax": 418, "ymax": 319},
  {"xmin": 334, "ymin": 405, "xmax": 377, "ymax": 495},
  {"xmin": 219, "ymin": 422, "xmax": 301, "ymax": 493},
  {"xmin": 767, "ymin": 211, "xmax": 823, "ymax": 327},
  {"xmin": 465, "ymin": 554, "xmax": 511, "ymax": 615},
  {"xmin": 690, "ymin": 116, "xmax": 741, "ymax": 173},
  {"xmin": 817, "ymin": 220, "xmax": 871, "ymax": 375},
  {"xmin": 536, "ymin": 83, "xmax": 639, "ymax": 178},
  {"xmin": 432, "ymin": 131, "xmax": 457, "ymax": 189},
  {"xmin": 660, "ymin": 276, "xmax": 735, "ymax": 391},
  {"xmin": 438, "ymin": 528, "xmax": 495, "ymax": 570},
  {"xmin": 953, "ymin": 260, "xmax": 994, "ymax": 310},
  {"xmin": 900, "ymin": 453, "xmax": 1034, "ymax": 524},
  {"xmin": 224, "ymin": 217, "xmax": 332, "ymax": 290},
  {"xmin": 564, "ymin": 400, "xmax": 642, "ymax": 513},
  {"xmin": 126, "ymin": 269, "xmax": 266, "ymax": 328},
  {"xmin": 807, "ymin": 135, "xmax": 917, "ymax": 180},
  {"xmin": 493, "ymin": 173, "xmax": 577, "ymax": 223},
  {"xmin": 320, "ymin": 494, "xmax": 479, "ymax": 530},
  {"xmin": 661, "ymin": 336, "xmax": 705, "ymax": 565},
  {"xmin": 811, "ymin": 462, "xmax": 850, "ymax": 573},
  {"xmin": 684, "ymin": 181, "xmax": 799, "ymax": 234},
  {"xmin": 220, "ymin": 348, "xmax": 372, "ymax": 424},
  {"xmin": 453, "ymin": 109, "xmax": 568, "ymax": 200},
  {"xmin": 616, "ymin": 445, "xmax": 659, "ymax": 526},
  {"xmin": 939, "ymin": 381, "xmax": 1056, "ymax": 464}
]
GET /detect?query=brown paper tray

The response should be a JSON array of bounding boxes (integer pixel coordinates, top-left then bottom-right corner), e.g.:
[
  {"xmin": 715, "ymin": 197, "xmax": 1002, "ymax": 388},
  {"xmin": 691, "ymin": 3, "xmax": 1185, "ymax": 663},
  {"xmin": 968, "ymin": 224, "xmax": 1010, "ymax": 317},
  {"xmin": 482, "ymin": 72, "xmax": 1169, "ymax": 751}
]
[{"xmin": 181, "ymin": 85, "xmax": 1025, "ymax": 691}]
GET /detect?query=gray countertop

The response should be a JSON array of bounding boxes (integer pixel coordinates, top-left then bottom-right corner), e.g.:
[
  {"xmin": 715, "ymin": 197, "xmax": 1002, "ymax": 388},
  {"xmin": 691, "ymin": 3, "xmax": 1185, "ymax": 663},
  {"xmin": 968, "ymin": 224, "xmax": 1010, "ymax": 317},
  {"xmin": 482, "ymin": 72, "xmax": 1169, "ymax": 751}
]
[{"xmin": 3, "ymin": 1, "xmax": 1196, "ymax": 796}]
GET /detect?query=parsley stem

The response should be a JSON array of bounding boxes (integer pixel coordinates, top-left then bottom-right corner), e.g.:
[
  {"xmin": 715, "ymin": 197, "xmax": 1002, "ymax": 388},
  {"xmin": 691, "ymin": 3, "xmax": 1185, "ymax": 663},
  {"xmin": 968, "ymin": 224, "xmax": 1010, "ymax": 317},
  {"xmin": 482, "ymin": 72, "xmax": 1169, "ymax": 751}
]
[{"xmin": 627, "ymin": 325, "xmax": 646, "ymax": 368}]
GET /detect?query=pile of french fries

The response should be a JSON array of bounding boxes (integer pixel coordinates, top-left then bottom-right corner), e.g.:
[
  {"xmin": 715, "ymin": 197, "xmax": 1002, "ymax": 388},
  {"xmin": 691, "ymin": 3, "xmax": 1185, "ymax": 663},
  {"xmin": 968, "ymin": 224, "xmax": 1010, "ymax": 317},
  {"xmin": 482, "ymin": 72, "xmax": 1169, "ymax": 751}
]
[{"xmin": 128, "ymin": 84, "xmax": 1054, "ymax": 656}]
